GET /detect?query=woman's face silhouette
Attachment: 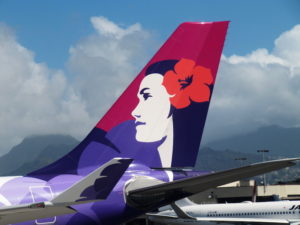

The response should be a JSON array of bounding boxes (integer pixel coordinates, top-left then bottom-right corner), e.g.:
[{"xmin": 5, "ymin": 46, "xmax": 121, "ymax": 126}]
[{"xmin": 132, "ymin": 73, "xmax": 172, "ymax": 142}]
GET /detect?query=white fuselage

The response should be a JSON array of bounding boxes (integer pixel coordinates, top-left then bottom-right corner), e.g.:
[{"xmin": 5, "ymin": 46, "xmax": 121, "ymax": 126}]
[
  {"xmin": 148, "ymin": 201, "xmax": 300, "ymax": 225},
  {"xmin": 187, "ymin": 201, "xmax": 300, "ymax": 218}
]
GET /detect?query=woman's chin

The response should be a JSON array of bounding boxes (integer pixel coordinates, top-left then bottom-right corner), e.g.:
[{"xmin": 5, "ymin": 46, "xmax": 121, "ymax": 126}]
[{"xmin": 135, "ymin": 132, "xmax": 162, "ymax": 143}]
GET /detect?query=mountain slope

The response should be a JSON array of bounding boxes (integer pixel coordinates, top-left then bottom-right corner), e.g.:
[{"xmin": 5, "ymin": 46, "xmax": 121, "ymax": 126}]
[
  {"xmin": 196, "ymin": 147, "xmax": 300, "ymax": 184},
  {"xmin": 196, "ymin": 147, "xmax": 261, "ymax": 171},
  {"xmin": 10, "ymin": 142, "xmax": 79, "ymax": 175},
  {"xmin": 0, "ymin": 135, "xmax": 79, "ymax": 176},
  {"xmin": 1, "ymin": 128, "xmax": 299, "ymax": 183},
  {"xmin": 206, "ymin": 125, "xmax": 300, "ymax": 157}
]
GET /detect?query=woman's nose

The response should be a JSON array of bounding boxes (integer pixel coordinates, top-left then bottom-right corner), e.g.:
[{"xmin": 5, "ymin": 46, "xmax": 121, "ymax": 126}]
[{"xmin": 132, "ymin": 106, "xmax": 141, "ymax": 119}]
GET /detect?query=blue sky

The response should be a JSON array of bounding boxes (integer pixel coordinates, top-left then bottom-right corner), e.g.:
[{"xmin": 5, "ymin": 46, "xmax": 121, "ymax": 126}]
[
  {"xmin": 0, "ymin": 0, "xmax": 300, "ymax": 153},
  {"xmin": 0, "ymin": 0, "xmax": 299, "ymax": 68}
]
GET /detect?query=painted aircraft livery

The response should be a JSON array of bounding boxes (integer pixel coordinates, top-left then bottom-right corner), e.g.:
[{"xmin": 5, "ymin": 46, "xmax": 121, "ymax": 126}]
[{"xmin": 0, "ymin": 21, "xmax": 299, "ymax": 225}]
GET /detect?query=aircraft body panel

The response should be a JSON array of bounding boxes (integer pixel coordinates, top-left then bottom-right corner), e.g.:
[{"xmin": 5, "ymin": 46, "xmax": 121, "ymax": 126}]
[{"xmin": 148, "ymin": 200, "xmax": 300, "ymax": 225}]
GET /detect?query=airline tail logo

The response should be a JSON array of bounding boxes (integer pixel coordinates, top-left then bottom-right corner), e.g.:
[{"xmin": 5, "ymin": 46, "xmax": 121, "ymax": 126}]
[
  {"xmin": 130, "ymin": 59, "xmax": 214, "ymax": 167},
  {"xmin": 289, "ymin": 205, "xmax": 300, "ymax": 210},
  {"xmin": 30, "ymin": 22, "xmax": 229, "ymax": 177},
  {"xmin": 162, "ymin": 58, "xmax": 213, "ymax": 109}
]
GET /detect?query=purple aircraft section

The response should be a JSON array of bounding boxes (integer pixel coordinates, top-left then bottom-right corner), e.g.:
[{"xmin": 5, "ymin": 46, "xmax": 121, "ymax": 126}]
[{"xmin": 0, "ymin": 21, "xmax": 229, "ymax": 225}]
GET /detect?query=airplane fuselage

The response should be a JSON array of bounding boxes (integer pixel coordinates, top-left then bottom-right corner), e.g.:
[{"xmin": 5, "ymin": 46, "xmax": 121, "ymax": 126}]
[
  {"xmin": 0, "ymin": 164, "xmax": 206, "ymax": 224},
  {"xmin": 149, "ymin": 201, "xmax": 300, "ymax": 225},
  {"xmin": 188, "ymin": 201, "xmax": 300, "ymax": 218}
]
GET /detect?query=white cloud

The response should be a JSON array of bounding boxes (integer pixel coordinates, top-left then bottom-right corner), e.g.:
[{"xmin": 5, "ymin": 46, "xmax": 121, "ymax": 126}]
[
  {"xmin": 202, "ymin": 24, "xmax": 300, "ymax": 144},
  {"xmin": 0, "ymin": 17, "xmax": 156, "ymax": 154},
  {"xmin": 273, "ymin": 24, "xmax": 300, "ymax": 67},
  {"xmin": 90, "ymin": 16, "xmax": 142, "ymax": 40},
  {"xmin": 67, "ymin": 16, "xmax": 155, "ymax": 117},
  {"xmin": 0, "ymin": 23, "xmax": 90, "ymax": 154}
]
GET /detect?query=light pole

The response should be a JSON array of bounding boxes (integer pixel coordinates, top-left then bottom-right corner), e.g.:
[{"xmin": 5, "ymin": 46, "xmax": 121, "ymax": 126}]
[
  {"xmin": 234, "ymin": 157, "xmax": 247, "ymax": 167},
  {"xmin": 257, "ymin": 149, "xmax": 270, "ymax": 193}
]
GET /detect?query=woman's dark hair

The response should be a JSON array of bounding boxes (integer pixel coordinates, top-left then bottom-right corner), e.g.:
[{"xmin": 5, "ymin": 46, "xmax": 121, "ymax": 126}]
[
  {"xmin": 146, "ymin": 60, "xmax": 178, "ymax": 76},
  {"xmin": 145, "ymin": 60, "xmax": 212, "ymax": 167}
]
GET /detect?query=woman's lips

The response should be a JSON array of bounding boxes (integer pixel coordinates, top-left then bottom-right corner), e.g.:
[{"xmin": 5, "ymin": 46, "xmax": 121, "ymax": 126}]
[{"xmin": 135, "ymin": 121, "xmax": 146, "ymax": 126}]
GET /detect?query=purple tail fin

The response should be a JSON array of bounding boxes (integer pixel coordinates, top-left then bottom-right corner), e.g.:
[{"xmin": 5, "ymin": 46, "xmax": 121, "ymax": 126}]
[{"xmin": 29, "ymin": 21, "xmax": 229, "ymax": 177}]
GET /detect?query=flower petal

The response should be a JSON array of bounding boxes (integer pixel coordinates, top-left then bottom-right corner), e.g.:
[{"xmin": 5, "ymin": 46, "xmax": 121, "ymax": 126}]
[
  {"xmin": 193, "ymin": 66, "xmax": 214, "ymax": 85},
  {"xmin": 170, "ymin": 89, "xmax": 191, "ymax": 109},
  {"xmin": 163, "ymin": 70, "xmax": 181, "ymax": 95},
  {"xmin": 188, "ymin": 83, "xmax": 211, "ymax": 103},
  {"xmin": 174, "ymin": 58, "xmax": 195, "ymax": 78}
]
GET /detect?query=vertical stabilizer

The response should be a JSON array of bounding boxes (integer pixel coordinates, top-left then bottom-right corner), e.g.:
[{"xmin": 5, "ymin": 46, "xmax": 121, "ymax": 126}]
[{"xmin": 29, "ymin": 21, "xmax": 229, "ymax": 177}]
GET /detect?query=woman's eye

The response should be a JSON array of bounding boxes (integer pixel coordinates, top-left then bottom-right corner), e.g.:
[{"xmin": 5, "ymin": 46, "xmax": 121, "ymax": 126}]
[{"xmin": 143, "ymin": 93, "xmax": 152, "ymax": 100}]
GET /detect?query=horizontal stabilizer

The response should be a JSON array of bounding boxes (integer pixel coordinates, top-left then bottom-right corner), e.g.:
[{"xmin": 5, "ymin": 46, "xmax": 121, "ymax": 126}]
[
  {"xmin": 0, "ymin": 201, "xmax": 76, "ymax": 224},
  {"xmin": 0, "ymin": 158, "xmax": 132, "ymax": 224},
  {"xmin": 52, "ymin": 157, "xmax": 132, "ymax": 204},
  {"xmin": 151, "ymin": 167, "xmax": 194, "ymax": 172},
  {"xmin": 127, "ymin": 158, "xmax": 300, "ymax": 210}
]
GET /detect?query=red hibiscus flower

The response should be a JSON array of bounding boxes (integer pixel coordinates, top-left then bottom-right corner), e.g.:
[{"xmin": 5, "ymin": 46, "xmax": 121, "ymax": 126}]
[{"xmin": 162, "ymin": 58, "xmax": 213, "ymax": 109}]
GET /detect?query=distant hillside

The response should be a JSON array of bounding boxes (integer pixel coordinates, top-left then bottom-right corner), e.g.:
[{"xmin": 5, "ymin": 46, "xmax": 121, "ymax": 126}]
[
  {"xmin": 196, "ymin": 147, "xmax": 261, "ymax": 171},
  {"xmin": 0, "ymin": 135, "xmax": 79, "ymax": 176},
  {"xmin": 205, "ymin": 125, "xmax": 300, "ymax": 157},
  {"xmin": 196, "ymin": 147, "xmax": 300, "ymax": 184},
  {"xmin": 1, "ymin": 130, "xmax": 299, "ymax": 184}
]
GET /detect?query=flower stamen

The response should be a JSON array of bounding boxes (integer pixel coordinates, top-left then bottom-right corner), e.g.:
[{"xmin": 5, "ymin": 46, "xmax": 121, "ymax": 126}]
[{"xmin": 178, "ymin": 75, "xmax": 193, "ymax": 90}]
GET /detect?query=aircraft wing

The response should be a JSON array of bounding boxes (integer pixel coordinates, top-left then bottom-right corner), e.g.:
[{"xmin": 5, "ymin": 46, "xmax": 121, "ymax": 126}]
[
  {"xmin": 127, "ymin": 158, "xmax": 300, "ymax": 210},
  {"xmin": 0, "ymin": 158, "xmax": 132, "ymax": 224}
]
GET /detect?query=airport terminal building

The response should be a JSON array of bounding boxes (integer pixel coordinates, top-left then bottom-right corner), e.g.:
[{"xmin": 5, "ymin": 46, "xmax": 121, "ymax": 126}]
[{"xmin": 191, "ymin": 180, "xmax": 300, "ymax": 203}]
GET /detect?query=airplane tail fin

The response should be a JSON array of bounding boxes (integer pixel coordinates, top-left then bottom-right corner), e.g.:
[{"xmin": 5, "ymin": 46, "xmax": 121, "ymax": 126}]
[
  {"xmin": 157, "ymin": 197, "xmax": 196, "ymax": 212},
  {"xmin": 29, "ymin": 21, "xmax": 229, "ymax": 177},
  {"xmin": 170, "ymin": 202, "xmax": 195, "ymax": 219}
]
